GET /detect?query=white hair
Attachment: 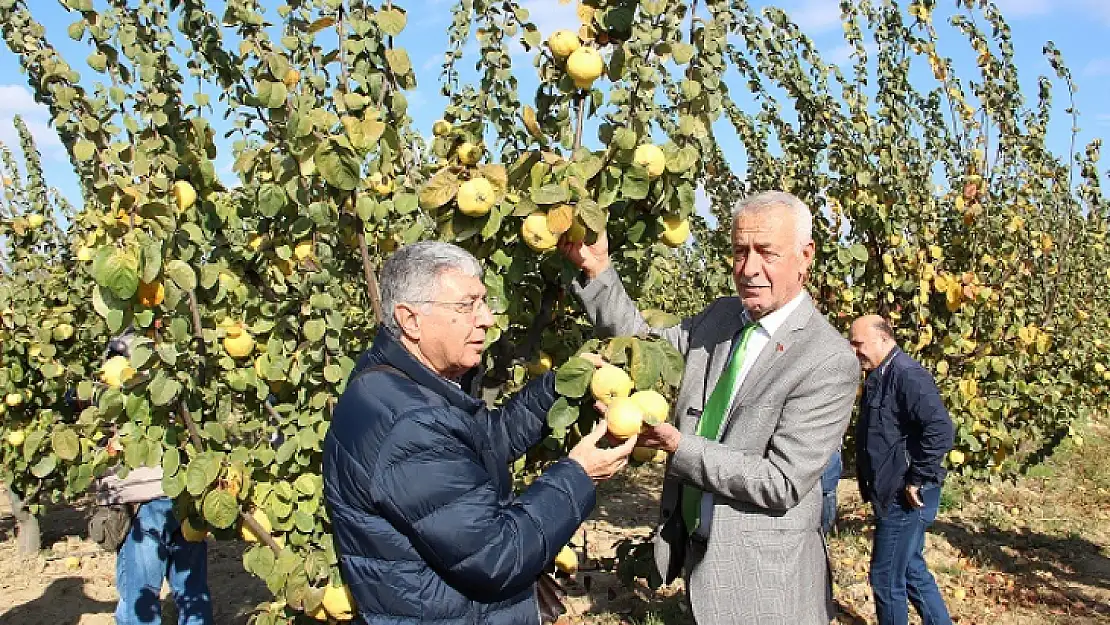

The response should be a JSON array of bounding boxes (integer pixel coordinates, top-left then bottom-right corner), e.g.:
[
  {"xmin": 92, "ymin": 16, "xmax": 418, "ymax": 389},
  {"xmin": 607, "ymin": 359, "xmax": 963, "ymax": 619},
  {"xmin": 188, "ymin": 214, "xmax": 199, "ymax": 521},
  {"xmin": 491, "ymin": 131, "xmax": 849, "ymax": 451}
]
[
  {"xmin": 379, "ymin": 241, "xmax": 482, "ymax": 335},
  {"xmin": 731, "ymin": 190, "xmax": 814, "ymax": 251}
]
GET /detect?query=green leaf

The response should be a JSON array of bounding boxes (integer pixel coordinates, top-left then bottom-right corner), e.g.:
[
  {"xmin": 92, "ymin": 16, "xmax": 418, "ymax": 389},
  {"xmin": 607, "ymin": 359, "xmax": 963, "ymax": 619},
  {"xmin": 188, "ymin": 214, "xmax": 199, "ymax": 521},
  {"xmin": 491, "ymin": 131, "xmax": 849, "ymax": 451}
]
[
  {"xmin": 671, "ymin": 42, "xmax": 695, "ymax": 64},
  {"xmin": 162, "ymin": 470, "xmax": 186, "ymax": 498},
  {"xmin": 304, "ymin": 319, "xmax": 326, "ymax": 343},
  {"xmin": 258, "ymin": 183, "xmax": 287, "ymax": 217},
  {"xmin": 202, "ymin": 489, "xmax": 239, "ymax": 529},
  {"xmin": 93, "ymin": 248, "xmax": 140, "ymax": 300},
  {"xmin": 613, "ymin": 128, "xmax": 638, "ymax": 151},
  {"xmin": 203, "ymin": 421, "xmax": 227, "ymax": 443},
  {"xmin": 622, "ymin": 171, "xmax": 650, "ymax": 200},
  {"xmin": 850, "ymin": 243, "xmax": 869, "ymax": 262},
  {"xmin": 186, "ymin": 455, "xmax": 220, "ymax": 496},
  {"xmin": 294, "ymin": 474, "xmax": 318, "ymax": 495},
  {"xmin": 315, "ymin": 139, "xmax": 361, "ymax": 191},
  {"xmin": 666, "ymin": 146, "xmax": 698, "ymax": 174},
  {"xmin": 546, "ymin": 397, "xmax": 579, "ymax": 431},
  {"xmin": 577, "ymin": 199, "xmax": 606, "ymax": 232},
  {"xmin": 30, "ymin": 455, "xmax": 57, "ymax": 478},
  {"xmin": 74, "ymin": 140, "xmax": 95, "ymax": 161},
  {"xmin": 375, "ymin": 8, "xmax": 407, "ymax": 35},
  {"xmin": 384, "ymin": 48, "xmax": 412, "ymax": 76},
  {"xmin": 532, "ymin": 184, "xmax": 569, "ymax": 205},
  {"xmin": 631, "ymin": 339, "xmax": 663, "ymax": 391},
  {"xmin": 418, "ymin": 169, "xmax": 460, "ymax": 209},
  {"xmin": 642, "ymin": 309, "xmax": 681, "ymax": 329},
  {"xmin": 658, "ymin": 342, "xmax": 685, "ymax": 387},
  {"xmin": 51, "ymin": 428, "xmax": 80, "ymax": 461},
  {"xmin": 163, "ymin": 446, "xmax": 181, "ymax": 477},
  {"xmin": 555, "ymin": 357, "xmax": 595, "ymax": 398},
  {"xmin": 67, "ymin": 20, "xmax": 85, "ymax": 41},
  {"xmin": 324, "ymin": 365, "xmax": 343, "ymax": 383},
  {"xmin": 165, "ymin": 260, "xmax": 197, "ymax": 292}
]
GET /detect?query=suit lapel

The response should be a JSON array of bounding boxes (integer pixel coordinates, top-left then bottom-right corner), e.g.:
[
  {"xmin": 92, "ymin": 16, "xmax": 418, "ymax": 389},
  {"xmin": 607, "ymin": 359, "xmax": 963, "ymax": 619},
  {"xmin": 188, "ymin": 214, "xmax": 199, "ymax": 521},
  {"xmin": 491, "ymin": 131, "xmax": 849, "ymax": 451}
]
[
  {"xmin": 719, "ymin": 294, "xmax": 816, "ymax": 439},
  {"xmin": 681, "ymin": 298, "xmax": 746, "ymax": 436}
]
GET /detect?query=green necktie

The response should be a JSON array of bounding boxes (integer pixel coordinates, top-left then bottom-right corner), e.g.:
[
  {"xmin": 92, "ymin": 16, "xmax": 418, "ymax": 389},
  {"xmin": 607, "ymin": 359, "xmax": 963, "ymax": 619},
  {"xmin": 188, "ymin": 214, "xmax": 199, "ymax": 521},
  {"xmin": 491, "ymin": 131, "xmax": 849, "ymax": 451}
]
[{"xmin": 682, "ymin": 322, "xmax": 758, "ymax": 535}]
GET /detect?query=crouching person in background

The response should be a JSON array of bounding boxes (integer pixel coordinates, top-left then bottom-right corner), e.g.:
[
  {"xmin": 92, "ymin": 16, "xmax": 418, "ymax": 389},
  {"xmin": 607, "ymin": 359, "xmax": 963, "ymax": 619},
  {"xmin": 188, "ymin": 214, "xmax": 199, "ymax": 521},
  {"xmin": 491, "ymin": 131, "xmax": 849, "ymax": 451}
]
[{"xmin": 324, "ymin": 241, "xmax": 637, "ymax": 624}]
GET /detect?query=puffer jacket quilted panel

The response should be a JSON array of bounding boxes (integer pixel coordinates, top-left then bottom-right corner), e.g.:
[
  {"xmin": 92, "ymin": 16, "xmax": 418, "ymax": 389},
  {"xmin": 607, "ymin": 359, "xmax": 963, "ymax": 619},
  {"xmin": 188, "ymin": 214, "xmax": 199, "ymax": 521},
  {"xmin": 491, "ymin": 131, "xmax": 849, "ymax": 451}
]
[{"xmin": 324, "ymin": 330, "xmax": 596, "ymax": 624}]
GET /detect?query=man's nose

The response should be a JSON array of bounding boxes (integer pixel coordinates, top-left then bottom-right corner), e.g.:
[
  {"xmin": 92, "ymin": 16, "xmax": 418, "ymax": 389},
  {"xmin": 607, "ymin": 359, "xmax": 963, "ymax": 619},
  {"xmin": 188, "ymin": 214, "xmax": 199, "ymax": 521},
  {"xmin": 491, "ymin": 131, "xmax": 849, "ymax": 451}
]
[{"xmin": 475, "ymin": 306, "xmax": 495, "ymax": 329}]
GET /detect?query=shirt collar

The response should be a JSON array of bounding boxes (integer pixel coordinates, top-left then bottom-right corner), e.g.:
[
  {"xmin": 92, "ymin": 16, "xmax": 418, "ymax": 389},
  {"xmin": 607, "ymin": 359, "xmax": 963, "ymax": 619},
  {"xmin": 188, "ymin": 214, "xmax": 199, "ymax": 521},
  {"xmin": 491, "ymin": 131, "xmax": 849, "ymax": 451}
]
[{"xmin": 745, "ymin": 290, "xmax": 806, "ymax": 336}]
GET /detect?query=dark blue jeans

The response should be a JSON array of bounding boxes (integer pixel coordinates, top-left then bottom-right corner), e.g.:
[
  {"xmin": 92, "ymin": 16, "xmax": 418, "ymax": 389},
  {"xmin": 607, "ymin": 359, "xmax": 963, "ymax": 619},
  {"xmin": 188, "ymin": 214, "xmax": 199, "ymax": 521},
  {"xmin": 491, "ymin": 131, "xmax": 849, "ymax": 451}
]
[
  {"xmin": 820, "ymin": 449, "xmax": 842, "ymax": 534},
  {"xmin": 870, "ymin": 484, "xmax": 952, "ymax": 625},
  {"xmin": 115, "ymin": 497, "xmax": 212, "ymax": 624}
]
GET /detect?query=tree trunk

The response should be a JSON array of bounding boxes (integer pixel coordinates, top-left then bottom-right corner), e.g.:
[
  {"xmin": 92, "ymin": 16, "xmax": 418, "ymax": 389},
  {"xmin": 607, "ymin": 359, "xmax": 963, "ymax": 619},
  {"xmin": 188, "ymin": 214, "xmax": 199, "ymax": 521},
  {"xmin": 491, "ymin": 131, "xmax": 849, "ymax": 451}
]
[{"xmin": 6, "ymin": 484, "xmax": 41, "ymax": 554}]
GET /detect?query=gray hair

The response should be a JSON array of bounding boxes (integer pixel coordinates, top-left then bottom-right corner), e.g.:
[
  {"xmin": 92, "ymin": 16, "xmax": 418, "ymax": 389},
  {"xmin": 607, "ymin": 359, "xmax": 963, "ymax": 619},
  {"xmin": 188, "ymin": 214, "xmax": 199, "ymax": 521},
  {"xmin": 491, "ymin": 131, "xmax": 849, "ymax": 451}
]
[
  {"xmin": 379, "ymin": 241, "xmax": 483, "ymax": 335},
  {"xmin": 731, "ymin": 191, "xmax": 814, "ymax": 251}
]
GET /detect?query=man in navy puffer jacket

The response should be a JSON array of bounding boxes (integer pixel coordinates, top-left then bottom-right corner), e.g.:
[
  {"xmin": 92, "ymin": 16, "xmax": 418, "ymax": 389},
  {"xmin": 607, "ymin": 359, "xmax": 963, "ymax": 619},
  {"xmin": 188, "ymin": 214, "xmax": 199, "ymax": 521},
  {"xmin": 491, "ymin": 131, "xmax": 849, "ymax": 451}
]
[{"xmin": 324, "ymin": 241, "xmax": 638, "ymax": 625}]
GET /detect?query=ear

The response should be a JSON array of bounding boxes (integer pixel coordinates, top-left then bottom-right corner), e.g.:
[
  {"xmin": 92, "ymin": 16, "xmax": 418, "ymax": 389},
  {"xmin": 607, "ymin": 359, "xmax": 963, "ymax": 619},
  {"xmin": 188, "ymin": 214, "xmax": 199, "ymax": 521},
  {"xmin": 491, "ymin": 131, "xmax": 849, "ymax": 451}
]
[
  {"xmin": 393, "ymin": 303, "xmax": 422, "ymax": 341},
  {"xmin": 800, "ymin": 239, "xmax": 816, "ymax": 273}
]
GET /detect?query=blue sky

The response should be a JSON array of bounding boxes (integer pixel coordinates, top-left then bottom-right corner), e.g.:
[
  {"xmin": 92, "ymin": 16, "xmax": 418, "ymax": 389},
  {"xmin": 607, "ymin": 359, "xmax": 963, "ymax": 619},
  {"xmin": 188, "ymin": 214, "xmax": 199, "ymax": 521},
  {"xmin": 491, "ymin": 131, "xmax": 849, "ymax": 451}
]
[{"xmin": 1, "ymin": 0, "xmax": 1107, "ymax": 213}]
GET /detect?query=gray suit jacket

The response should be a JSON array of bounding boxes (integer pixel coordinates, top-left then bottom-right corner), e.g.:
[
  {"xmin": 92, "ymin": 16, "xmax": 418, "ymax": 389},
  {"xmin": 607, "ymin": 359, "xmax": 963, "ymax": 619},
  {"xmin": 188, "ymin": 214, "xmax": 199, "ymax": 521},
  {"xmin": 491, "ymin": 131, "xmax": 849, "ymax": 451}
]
[{"xmin": 573, "ymin": 267, "xmax": 859, "ymax": 625}]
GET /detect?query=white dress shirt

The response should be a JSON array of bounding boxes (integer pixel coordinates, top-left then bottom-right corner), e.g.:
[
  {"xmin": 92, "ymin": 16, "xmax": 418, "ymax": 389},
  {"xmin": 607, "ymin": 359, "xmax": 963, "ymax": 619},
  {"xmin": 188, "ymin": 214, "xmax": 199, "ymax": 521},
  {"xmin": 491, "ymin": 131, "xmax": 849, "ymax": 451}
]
[{"xmin": 695, "ymin": 290, "xmax": 807, "ymax": 539}]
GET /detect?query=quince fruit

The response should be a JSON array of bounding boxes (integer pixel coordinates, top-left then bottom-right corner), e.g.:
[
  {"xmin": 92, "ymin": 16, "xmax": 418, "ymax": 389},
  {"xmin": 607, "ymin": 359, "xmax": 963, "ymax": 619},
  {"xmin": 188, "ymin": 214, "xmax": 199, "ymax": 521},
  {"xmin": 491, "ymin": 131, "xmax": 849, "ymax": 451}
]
[
  {"xmin": 605, "ymin": 396, "xmax": 644, "ymax": 439},
  {"xmin": 27, "ymin": 213, "xmax": 45, "ymax": 228},
  {"xmin": 224, "ymin": 324, "xmax": 255, "ymax": 359},
  {"xmin": 137, "ymin": 280, "xmax": 165, "ymax": 308},
  {"xmin": 458, "ymin": 177, "xmax": 496, "ymax": 217},
  {"xmin": 660, "ymin": 215, "xmax": 690, "ymax": 247},
  {"xmin": 322, "ymin": 584, "xmax": 355, "ymax": 621},
  {"xmin": 521, "ymin": 214, "xmax": 559, "ymax": 252},
  {"xmin": 548, "ymin": 30, "xmax": 581, "ymax": 58},
  {"xmin": 458, "ymin": 142, "xmax": 482, "ymax": 165},
  {"xmin": 173, "ymin": 180, "xmax": 197, "ymax": 211},
  {"xmin": 282, "ymin": 68, "xmax": 301, "ymax": 87},
  {"xmin": 369, "ymin": 172, "xmax": 393, "ymax": 195},
  {"xmin": 527, "ymin": 351, "xmax": 554, "ymax": 376},
  {"xmin": 554, "ymin": 545, "xmax": 579, "ymax": 574},
  {"xmin": 590, "ymin": 364, "xmax": 634, "ymax": 405},
  {"xmin": 432, "ymin": 119, "xmax": 452, "ymax": 136},
  {"xmin": 630, "ymin": 390, "xmax": 669, "ymax": 424},
  {"xmin": 180, "ymin": 517, "xmax": 209, "ymax": 542},
  {"xmin": 632, "ymin": 447, "xmax": 667, "ymax": 463},
  {"xmin": 294, "ymin": 240, "xmax": 314, "ymax": 262},
  {"xmin": 566, "ymin": 47, "xmax": 604, "ymax": 89},
  {"xmin": 52, "ymin": 323, "xmax": 75, "ymax": 342},
  {"xmin": 633, "ymin": 144, "xmax": 666, "ymax": 179},
  {"xmin": 101, "ymin": 355, "xmax": 136, "ymax": 389},
  {"xmin": 76, "ymin": 247, "xmax": 94, "ymax": 262},
  {"xmin": 948, "ymin": 449, "xmax": 965, "ymax": 465},
  {"xmin": 6, "ymin": 430, "xmax": 25, "ymax": 446}
]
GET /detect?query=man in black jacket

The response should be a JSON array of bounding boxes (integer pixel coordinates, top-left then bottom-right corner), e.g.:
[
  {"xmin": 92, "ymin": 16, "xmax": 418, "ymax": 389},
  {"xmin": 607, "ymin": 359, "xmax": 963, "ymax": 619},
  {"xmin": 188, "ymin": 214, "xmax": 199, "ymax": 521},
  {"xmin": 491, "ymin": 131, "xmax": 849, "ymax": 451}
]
[
  {"xmin": 324, "ymin": 241, "xmax": 637, "ymax": 625},
  {"xmin": 850, "ymin": 315, "xmax": 955, "ymax": 625}
]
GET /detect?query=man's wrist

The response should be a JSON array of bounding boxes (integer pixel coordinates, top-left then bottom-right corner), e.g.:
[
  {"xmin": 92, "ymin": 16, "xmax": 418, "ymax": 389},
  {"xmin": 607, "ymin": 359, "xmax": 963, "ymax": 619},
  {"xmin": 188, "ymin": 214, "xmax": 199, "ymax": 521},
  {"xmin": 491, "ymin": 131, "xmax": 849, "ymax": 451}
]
[{"xmin": 582, "ymin": 259, "xmax": 611, "ymax": 280}]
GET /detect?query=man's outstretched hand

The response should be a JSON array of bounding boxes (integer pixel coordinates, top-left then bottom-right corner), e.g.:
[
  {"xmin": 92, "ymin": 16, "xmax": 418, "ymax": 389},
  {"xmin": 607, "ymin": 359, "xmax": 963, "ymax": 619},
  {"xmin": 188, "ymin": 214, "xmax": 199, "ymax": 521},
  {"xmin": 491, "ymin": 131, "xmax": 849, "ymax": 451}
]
[
  {"xmin": 636, "ymin": 422, "xmax": 682, "ymax": 454},
  {"xmin": 568, "ymin": 420, "xmax": 638, "ymax": 482},
  {"xmin": 558, "ymin": 230, "xmax": 611, "ymax": 280}
]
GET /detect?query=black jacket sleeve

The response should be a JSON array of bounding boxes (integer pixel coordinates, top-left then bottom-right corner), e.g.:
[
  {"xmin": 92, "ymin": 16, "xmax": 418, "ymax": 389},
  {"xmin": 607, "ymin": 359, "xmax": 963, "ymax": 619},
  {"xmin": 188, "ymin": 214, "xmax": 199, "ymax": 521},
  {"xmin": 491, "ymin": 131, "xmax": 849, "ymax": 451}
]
[
  {"xmin": 897, "ymin": 366, "xmax": 955, "ymax": 486},
  {"xmin": 369, "ymin": 409, "xmax": 595, "ymax": 603},
  {"xmin": 487, "ymin": 372, "xmax": 556, "ymax": 462}
]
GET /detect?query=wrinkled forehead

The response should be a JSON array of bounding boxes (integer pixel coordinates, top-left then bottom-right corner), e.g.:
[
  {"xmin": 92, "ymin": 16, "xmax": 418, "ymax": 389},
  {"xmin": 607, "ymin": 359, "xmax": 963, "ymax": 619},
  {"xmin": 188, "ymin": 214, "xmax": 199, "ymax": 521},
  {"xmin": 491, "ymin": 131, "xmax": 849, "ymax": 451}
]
[
  {"xmin": 732, "ymin": 210, "xmax": 795, "ymax": 243},
  {"xmin": 434, "ymin": 268, "xmax": 486, "ymax": 297}
]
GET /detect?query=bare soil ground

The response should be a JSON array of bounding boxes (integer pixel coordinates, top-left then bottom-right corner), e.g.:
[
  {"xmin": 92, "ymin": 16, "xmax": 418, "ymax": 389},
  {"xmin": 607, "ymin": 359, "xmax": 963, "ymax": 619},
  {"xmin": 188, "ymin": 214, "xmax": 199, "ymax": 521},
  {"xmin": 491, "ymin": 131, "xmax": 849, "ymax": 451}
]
[{"xmin": 2, "ymin": 417, "xmax": 1108, "ymax": 624}]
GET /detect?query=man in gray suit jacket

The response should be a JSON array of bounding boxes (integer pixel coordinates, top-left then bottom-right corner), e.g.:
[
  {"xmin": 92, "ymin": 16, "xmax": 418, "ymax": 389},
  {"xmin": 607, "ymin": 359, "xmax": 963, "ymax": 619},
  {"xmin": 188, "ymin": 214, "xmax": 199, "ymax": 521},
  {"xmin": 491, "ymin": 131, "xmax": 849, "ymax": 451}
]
[{"xmin": 561, "ymin": 191, "xmax": 860, "ymax": 624}]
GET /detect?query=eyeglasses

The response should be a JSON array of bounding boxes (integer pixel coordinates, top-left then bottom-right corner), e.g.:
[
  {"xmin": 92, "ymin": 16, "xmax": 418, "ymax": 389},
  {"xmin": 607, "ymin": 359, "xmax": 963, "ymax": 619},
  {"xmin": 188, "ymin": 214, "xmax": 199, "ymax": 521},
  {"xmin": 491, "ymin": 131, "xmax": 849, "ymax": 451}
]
[{"xmin": 409, "ymin": 296, "xmax": 491, "ymax": 317}]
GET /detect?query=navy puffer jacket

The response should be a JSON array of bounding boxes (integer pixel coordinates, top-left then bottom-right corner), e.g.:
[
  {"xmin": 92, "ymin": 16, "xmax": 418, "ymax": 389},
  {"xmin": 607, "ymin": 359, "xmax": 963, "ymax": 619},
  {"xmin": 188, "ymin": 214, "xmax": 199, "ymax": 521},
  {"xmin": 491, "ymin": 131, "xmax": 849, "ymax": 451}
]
[{"xmin": 323, "ymin": 329, "xmax": 596, "ymax": 625}]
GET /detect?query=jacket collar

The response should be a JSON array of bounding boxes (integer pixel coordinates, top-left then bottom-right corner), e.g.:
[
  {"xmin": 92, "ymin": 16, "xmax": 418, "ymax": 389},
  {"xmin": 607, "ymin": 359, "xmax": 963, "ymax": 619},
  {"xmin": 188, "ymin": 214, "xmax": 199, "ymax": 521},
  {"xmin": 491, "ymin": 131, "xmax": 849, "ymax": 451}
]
[{"xmin": 363, "ymin": 328, "xmax": 484, "ymax": 415}]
